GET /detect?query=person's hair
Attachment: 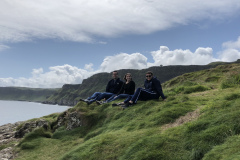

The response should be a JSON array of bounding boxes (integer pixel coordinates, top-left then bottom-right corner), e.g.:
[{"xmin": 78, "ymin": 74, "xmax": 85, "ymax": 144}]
[
  {"xmin": 112, "ymin": 71, "xmax": 118, "ymax": 75},
  {"xmin": 124, "ymin": 73, "xmax": 132, "ymax": 81},
  {"xmin": 146, "ymin": 71, "xmax": 153, "ymax": 76}
]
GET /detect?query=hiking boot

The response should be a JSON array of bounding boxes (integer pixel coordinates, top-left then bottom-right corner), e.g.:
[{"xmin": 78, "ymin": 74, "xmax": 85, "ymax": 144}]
[
  {"xmin": 79, "ymin": 99, "xmax": 89, "ymax": 102},
  {"xmin": 112, "ymin": 103, "xmax": 118, "ymax": 107},
  {"xmin": 96, "ymin": 101, "xmax": 104, "ymax": 105},
  {"xmin": 124, "ymin": 102, "xmax": 133, "ymax": 108},
  {"xmin": 87, "ymin": 101, "xmax": 93, "ymax": 105},
  {"xmin": 112, "ymin": 102, "xmax": 124, "ymax": 107}
]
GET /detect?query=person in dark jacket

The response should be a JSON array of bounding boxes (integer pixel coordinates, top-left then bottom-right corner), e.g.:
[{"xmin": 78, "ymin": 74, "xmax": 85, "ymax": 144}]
[
  {"xmin": 80, "ymin": 71, "xmax": 123, "ymax": 105},
  {"xmin": 122, "ymin": 71, "xmax": 166, "ymax": 108},
  {"xmin": 97, "ymin": 73, "xmax": 135, "ymax": 105}
]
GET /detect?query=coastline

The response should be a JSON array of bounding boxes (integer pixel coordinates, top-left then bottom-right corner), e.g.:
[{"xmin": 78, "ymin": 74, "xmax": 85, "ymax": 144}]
[{"xmin": 0, "ymin": 100, "xmax": 71, "ymax": 126}]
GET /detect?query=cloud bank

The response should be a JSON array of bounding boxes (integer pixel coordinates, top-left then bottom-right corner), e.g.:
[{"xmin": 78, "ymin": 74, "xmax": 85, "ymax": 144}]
[
  {"xmin": 1, "ymin": 37, "xmax": 240, "ymax": 88},
  {"xmin": 0, "ymin": 0, "xmax": 239, "ymax": 43}
]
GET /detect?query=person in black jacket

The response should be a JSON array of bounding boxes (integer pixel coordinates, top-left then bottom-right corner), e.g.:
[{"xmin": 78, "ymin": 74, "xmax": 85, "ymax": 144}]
[
  {"xmin": 97, "ymin": 73, "xmax": 135, "ymax": 104},
  {"xmin": 80, "ymin": 71, "xmax": 123, "ymax": 105},
  {"xmin": 122, "ymin": 71, "xmax": 166, "ymax": 108}
]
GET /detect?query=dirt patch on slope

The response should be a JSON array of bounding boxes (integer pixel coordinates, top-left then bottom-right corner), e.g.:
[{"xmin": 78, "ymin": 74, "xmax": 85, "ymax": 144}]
[{"xmin": 161, "ymin": 108, "xmax": 201, "ymax": 131}]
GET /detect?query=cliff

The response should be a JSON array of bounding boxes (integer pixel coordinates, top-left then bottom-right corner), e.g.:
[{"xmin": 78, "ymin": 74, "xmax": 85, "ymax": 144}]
[{"xmin": 0, "ymin": 87, "xmax": 59, "ymax": 102}]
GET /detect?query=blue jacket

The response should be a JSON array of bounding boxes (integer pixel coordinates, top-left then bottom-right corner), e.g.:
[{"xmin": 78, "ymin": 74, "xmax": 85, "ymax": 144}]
[
  {"xmin": 106, "ymin": 78, "xmax": 123, "ymax": 94},
  {"xmin": 144, "ymin": 77, "xmax": 166, "ymax": 99}
]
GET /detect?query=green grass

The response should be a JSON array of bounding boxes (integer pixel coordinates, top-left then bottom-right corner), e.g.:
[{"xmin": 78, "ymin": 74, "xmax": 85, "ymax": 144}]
[{"xmin": 14, "ymin": 63, "xmax": 240, "ymax": 160}]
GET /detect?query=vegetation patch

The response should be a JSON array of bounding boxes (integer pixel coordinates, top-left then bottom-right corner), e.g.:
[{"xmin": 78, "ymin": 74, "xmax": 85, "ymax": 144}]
[
  {"xmin": 18, "ymin": 127, "xmax": 52, "ymax": 150},
  {"xmin": 183, "ymin": 85, "xmax": 209, "ymax": 94},
  {"xmin": 205, "ymin": 76, "xmax": 221, "ymax": 82}
]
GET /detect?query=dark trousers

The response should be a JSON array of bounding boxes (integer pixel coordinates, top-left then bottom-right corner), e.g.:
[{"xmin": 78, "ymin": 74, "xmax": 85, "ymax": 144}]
[
  {"xmin": 124, "ymin": 88, "xmax": 159, "ymax": 104},
  {"xmin": 87, "ymin": 92, "xmax": 114, "ymax": 103}
]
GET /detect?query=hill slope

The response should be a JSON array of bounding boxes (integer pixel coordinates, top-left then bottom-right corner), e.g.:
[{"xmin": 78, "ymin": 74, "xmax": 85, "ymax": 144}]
[{"xmin": 11, "ymin": 63, "xmax": 240, "ymax": 160}]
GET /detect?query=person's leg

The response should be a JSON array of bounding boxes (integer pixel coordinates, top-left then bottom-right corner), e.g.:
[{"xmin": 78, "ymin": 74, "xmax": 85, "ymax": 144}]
[
  {"xmin": 107, "ymin": 94, "xmax": 129, "ymax": 103},
  {"xmin": 105, "ymin": 94, "xmax": 117, "ymax": 103},
  {"xmin": 131, "ymin": 89, "xmax": 159, "ymax": 103},
  {"xmin": 87, "ymin": 92, "xmax": 102, "ymax": 100},
  {"xmin": 129, "ymin": 88, "xmax": 143, "ymax": 104},
  {"xmin": 123, "ymin": 95, "xmax": 133, "ymax": 104},
  {"xmin": 96, "ymin": 92, "xmax": 114, "ymax": 101}
]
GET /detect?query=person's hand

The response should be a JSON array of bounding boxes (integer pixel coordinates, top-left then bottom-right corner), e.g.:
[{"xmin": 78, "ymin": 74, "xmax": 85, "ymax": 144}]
[
  {"xmin": 103, "ymin": 98, "xmax": 106, "ymax": 101},
  {"xmin": 114, "ymin": 96, "xmax": 117, "ymax": 98}
]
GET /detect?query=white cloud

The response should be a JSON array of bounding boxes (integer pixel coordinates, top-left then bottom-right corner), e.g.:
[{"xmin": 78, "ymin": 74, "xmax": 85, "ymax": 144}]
[
  {"xmin": 218, "ymin": 36, "xmax": 240, "ymax": 62},
  {"xmin": 0, "ymin": 64, "xmax": 92, "ymax": 88},
  {"xmin": 222, "ymin": 36, "xmax": 240, "ymax": 50},
  {"xmin": 218, "ymin": 49, "xmax": 240, "ymax": 62},
  {"xmin": 84, "ymin": 63, "xmax": 94, "ymax": 71},
  {"xmin": 99, "ymin": 53, "xmax": 148, "ymax": 72},
  {"xmin": 0, "ymin": 0, "xmax": 239, "ymax": 44},
  {"xmin": 149, "ymin": 46, "xmax": 217, "ymax": 66}
]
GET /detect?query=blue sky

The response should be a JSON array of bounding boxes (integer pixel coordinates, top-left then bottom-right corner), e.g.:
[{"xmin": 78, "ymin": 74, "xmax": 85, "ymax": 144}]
[{"xmin": 0, "ymin": 0, "xmax": 240, "ymax": 88}]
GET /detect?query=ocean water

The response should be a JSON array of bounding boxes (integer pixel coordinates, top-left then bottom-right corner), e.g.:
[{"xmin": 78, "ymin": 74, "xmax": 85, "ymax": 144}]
[{"xmin": 0, "ymin": 100, "xmax": 70, "ymax": 126}]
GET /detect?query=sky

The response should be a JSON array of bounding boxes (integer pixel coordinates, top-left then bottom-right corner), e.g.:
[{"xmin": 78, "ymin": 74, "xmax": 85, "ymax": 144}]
[{"xmin": 0, "ymin": 0, "xmax": 240, "ymax": 88}]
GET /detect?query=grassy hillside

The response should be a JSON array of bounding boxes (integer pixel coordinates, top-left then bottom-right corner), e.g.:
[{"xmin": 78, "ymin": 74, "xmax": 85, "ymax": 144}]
[
  {"xmin": 13, "ymin": 63, "xmax": 240, "ymax": 160},
  {"xmin": 0, "ymin": 87, "xmax": 59, "ymax": 102}
]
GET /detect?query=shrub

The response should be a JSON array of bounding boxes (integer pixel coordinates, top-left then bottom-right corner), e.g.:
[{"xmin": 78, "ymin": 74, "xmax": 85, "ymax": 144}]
[
  {"xmin": 224, "ymin": 93, "xmax": 240, "ymax": 101},
  {"xmin": 174, "ymin": 86, "xmax": 185, "ymax": 94},
  {"xmin": 184, "ymin": 85, "xmax": 209, "ymax": 94},
  {"xmin": 18, "ymin": 127, "xmax": 52, "ymax": 150},
  {"xmin": 205, "ymin": 76, "xmax": 221, "ymax": 82},
  {"xmin": 20, "ymin": 141, "xmax": 39, "ymax": 150},
  {"xmin": 221, "ymin": 74, "xmax": 240, "ymax": 89}
]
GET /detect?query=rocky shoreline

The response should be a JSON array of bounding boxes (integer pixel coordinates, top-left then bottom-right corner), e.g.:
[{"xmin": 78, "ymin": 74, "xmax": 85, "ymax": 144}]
[
  {"xmin": 0, "ymin": 119, "xmax": 50, "ymax": 160},
  {"xmin": 0, "ymin": 109, "xmax": 85, "ymax": 160},
  {"xmin": 0, "ymin": 122, "xmax": 22, "ymax": 160}
]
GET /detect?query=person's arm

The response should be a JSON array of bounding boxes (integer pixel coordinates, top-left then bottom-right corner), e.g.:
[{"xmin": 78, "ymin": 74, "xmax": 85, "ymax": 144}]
[
  {"xmin": 129, "ymin": 81, "xmax": 136, "ymax": 95},
  {"xmin": 106, "ymin": 80, "xmax": 111, "ymax": 92},
  {"xmin": 144, "ymin": 80, "xmax": 147, "ymax": 89},
  {"xmin": 117, "ymin": 83, "xmax": 125, "ymax": 95},
  {"xmin": 153, "ymin": 79, "xmax": 166, "ymax": 100},
  {"xmin": 117, "ymin": 80, "xmax": 124, "ymax": 93}
]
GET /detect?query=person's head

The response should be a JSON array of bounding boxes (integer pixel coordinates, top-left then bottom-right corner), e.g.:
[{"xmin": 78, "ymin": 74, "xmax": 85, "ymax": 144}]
[
  {"xmin": 124, "ymin": 73, "xmax": 132, "ymax": 82},
  {"xmin": 112, "ymin": 71, "xmax": 118, "ymax": 79},
  {"xmin": 146, "ymin": 71, "xmax": 153, "ymax": 81}
]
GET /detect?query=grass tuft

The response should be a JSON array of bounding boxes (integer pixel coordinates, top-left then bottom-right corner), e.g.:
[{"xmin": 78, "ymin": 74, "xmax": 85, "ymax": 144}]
[
  {"xmin": 183, "ymin": 85, "xmax": 209, "ymax": 94},
  {"xmin": 224, "ymin": 93, "xmax": 240, "ymax": 100}
]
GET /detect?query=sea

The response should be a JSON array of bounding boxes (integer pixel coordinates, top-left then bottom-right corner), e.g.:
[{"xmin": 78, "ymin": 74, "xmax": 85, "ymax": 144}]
[{"xmin": 0, "ymin": 100, "xmax": 70, "ymax": 126}]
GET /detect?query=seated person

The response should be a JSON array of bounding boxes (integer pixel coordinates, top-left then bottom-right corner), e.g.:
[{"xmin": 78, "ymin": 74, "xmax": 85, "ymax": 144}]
[
  {"xmin": 121, "ymin": 71, "xmax": 166, "ymax": 108},
  {"xmin": 97, "ymin": 73, "xmax": 135, "ymax": 105},
  {"xmin": 80, "ymin": 71, "xmax": 123, "ymax": 105}
]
